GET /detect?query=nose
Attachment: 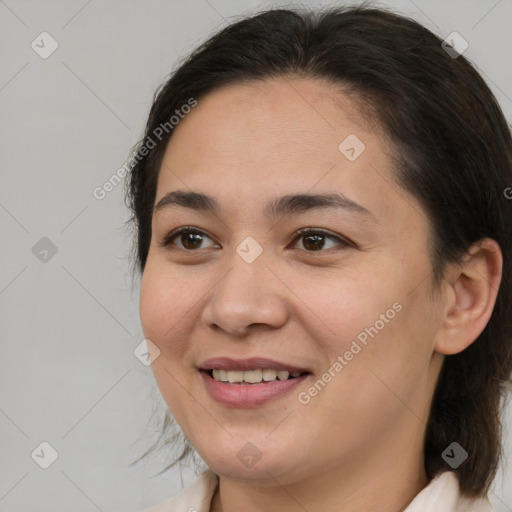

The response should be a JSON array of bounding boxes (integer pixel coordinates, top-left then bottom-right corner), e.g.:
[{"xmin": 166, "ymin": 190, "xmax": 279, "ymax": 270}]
[{"xmin": 201, "ymin": 248, "xmax": 289, "ymax": 337}]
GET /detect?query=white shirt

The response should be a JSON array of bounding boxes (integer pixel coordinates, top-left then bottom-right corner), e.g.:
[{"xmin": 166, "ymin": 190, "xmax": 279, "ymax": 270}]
[{"xmin": 137, "ymin": 469, "xmax": 494, "ymax": 512}]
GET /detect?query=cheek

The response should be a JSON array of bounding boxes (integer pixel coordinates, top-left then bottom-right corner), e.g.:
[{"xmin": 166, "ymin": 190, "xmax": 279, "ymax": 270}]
[
  {"xmin": 299, "ymin": 269, "xmax": 394, "ymax": 348},
  {"xmin": 139, "ymin": 261, "xmax": 194, "ymax": 342},
  {"xmin": 309, "ymin": 261, "xmax": 435, "ymax": 399},
  {"xmin": 325, "ymin": 295, "xmax": 437, "ymax": 427},
  {"xmin": 139, "ymin": 262, "xmax": 198, "ymax": 410}
]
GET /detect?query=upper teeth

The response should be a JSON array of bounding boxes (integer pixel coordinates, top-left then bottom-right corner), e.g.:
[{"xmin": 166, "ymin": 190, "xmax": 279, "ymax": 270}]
[{"xmin": 211, "ymin": 369, "xmax": 302, "ymax": 383}]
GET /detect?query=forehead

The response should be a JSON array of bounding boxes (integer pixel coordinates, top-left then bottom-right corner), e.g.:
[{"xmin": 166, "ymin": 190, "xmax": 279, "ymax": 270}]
[
  {"xmin": 154, "ymin": 76, "xmax": 424, "ymax": 236},
  {"xmin": 160, "ymin": 77, "xmax": 385, "ymax": 185},
  {"xmin": 173, "ymin": 76, "xmax": 368, "ymax": 148}
]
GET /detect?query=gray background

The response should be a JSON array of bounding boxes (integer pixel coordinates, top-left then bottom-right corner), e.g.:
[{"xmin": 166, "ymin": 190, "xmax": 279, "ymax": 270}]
[{"xmin": 0, "ymin": 0, "xmax": 511, "ymax": 510}]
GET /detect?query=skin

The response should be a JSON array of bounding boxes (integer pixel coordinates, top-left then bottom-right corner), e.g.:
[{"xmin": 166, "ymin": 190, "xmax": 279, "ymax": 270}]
[{"xmin": 139, "ymin": 76, "xmax": 502, "ymax": 512}]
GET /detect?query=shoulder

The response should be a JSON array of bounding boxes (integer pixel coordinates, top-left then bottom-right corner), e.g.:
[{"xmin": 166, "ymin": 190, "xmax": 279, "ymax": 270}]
[
  {"xmin": 405, "ymin": 471, "xmax": 495, "ymax": 512},
  {"xmin": 136, "ymin": 469, "xmax": 219, "ymax": 512}
]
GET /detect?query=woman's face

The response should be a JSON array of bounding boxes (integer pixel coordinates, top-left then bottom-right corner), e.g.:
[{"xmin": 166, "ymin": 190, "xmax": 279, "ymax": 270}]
[{"xmin": 139, "ymin": 77, "xmax": 446, "ymax": 484}]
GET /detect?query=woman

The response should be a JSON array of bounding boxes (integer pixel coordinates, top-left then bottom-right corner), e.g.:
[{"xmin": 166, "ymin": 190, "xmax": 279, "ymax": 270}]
[{"xmin": 126, "ymin": 5, "xmax": 512, "ymax": 511}]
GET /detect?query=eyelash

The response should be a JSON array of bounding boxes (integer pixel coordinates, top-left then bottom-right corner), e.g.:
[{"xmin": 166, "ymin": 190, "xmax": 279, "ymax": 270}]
[{"xmin": 157, "ymin": 226, "xmax": 353, "ymax": 253}]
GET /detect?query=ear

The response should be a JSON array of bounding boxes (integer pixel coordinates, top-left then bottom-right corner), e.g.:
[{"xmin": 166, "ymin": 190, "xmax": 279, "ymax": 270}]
[{"xmin": 434, "ymin": 238, "xmax": 503, "ymax": 355}]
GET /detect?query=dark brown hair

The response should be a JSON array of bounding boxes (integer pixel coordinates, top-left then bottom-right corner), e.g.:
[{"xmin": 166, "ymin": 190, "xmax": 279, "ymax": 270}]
[{"xmin": 126, "ymin": 4, "xmax": 512, "ymax": 497}]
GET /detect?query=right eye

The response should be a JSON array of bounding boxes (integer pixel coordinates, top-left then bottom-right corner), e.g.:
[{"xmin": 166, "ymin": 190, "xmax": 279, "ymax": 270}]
[{"xmin": 158, "ymin": 226, "xmax": 219, "ymax": 251}]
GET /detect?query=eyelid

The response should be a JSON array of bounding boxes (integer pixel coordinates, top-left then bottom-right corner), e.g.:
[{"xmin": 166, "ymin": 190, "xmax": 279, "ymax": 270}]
[
  {"xmin": 291, "ymin": 227, "xmax": 354, "ymax": 249},
  {"xmin": 157, "ymin": 225, "xmax": 354, "ymax": 251},
  {"xmin": 157, "ymin": 225, "xmax": 219, "ymax": 249}
]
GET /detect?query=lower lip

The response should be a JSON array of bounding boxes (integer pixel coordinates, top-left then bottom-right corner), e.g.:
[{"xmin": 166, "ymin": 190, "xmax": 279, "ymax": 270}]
[{"xmin": 200, "ymin": 370, "xmax": 309, "ymax": 407}]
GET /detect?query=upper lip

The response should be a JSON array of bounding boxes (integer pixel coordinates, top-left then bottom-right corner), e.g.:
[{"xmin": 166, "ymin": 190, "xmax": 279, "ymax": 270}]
[{"xmin": 198, "ymin": 357, "xmax": 311, "ymax": 374}]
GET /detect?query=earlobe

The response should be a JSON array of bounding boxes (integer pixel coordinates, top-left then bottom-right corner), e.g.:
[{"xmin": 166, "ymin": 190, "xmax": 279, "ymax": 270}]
[{"xmin": 434, "ymin": 238, "xmax": 502, "ymax": 356}]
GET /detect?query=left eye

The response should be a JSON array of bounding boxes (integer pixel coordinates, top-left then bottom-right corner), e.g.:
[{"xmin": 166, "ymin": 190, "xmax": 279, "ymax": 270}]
[
  {"xmin": 291, "ymin": 228, "xmax": 350, "ymax": 251},
  {"xmin": 158, "ymin": 226, "xmax": 351, "ymax": 252}
]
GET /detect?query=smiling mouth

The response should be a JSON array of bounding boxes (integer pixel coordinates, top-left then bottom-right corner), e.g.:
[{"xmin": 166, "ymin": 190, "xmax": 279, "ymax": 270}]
[{"xmin": 204, "ymin": 368, "xmax": 309, "ymax": 384}]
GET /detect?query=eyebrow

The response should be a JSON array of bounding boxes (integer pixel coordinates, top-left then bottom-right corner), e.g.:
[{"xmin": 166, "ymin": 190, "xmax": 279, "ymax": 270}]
[{"xmin": 154, "ymin": 190, "xmax": 376, "ymax": 222}]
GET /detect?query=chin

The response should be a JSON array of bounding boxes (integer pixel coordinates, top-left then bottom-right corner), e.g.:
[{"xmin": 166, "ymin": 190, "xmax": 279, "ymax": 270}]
[{"xmin": 198, "ymin": 441, "xmax": 303, "ymax": 484}]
